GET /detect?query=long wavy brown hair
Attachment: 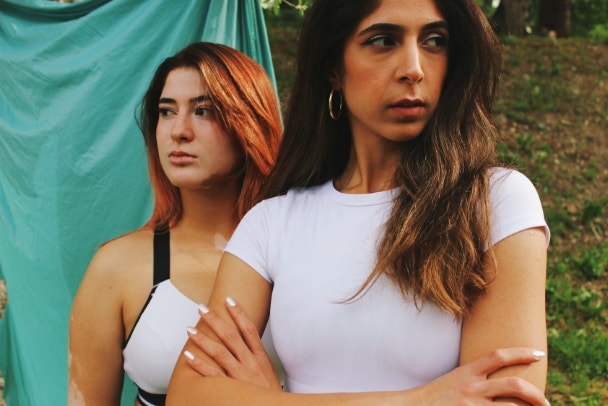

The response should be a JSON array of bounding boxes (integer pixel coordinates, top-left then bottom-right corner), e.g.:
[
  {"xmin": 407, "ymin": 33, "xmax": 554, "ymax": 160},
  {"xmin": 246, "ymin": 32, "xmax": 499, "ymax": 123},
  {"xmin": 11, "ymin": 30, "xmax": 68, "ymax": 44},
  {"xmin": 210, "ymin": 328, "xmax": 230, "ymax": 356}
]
[
  {"xmin": 139, "ymin": 42, "xmax": 282, "ymax": 229},
  {"xmin": 265, "ymin": 0, "xmax": 502, "ymax": 317}
]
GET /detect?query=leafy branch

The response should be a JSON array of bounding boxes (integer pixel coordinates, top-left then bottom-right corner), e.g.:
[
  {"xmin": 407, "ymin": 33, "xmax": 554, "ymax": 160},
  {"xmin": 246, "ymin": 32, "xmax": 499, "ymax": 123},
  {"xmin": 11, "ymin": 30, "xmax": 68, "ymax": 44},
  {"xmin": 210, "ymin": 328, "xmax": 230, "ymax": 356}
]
[{"xmin": 260, "ymin": 0, "xmax": 312, "ymax": 16}]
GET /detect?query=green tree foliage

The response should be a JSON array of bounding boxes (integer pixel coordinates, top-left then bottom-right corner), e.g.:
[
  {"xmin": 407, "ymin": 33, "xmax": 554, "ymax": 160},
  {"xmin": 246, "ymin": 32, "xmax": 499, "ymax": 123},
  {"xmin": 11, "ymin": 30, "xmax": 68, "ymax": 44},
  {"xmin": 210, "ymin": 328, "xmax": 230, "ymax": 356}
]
[
  {"xmin": 260, "ymin": 0, "xmax": 312, "ymax": 15},
  {"xmin": 571, "ymin": 0, "xmax": 608, "ymax": 38},
  {"xmin": 476, "ymin": 0, "xmax": 501, "ymax": 17},
  {"xmin": 262, "ymin": 0, "xmax": 608, "ymax": 39},
  {"xmin": 515, "ymin": 0, "xmax": 607, "ymax": 38}
]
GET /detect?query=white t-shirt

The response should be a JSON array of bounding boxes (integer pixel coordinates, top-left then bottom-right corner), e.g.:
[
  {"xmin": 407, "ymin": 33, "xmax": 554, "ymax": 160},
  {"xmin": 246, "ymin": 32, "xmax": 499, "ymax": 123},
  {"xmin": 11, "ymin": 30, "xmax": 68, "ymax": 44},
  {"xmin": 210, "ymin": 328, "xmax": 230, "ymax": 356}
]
[{"xmin": 225, "ymin": 168, "xmax": 549, "ymax": 393}]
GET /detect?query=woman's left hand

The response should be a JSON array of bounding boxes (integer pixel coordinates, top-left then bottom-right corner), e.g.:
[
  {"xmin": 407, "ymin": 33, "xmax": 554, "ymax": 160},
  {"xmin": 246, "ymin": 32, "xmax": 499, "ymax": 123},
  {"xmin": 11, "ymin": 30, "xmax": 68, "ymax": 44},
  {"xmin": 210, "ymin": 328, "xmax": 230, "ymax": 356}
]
[{"xmin": 184, "ymin": 297, "xmax": 282, "ymax": 391}]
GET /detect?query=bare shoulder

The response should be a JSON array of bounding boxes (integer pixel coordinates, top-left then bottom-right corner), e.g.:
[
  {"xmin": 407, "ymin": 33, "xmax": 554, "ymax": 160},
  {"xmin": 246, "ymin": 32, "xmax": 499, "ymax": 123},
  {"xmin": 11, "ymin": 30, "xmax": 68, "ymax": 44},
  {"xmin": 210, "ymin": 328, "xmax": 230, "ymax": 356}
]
[
  {"xmin": 72, "ymin": 228, "xmax": 155, "ymax": 341},
  {"xmin": 85, "ymin": 228, "xmax": 154, "ymax": 285}
]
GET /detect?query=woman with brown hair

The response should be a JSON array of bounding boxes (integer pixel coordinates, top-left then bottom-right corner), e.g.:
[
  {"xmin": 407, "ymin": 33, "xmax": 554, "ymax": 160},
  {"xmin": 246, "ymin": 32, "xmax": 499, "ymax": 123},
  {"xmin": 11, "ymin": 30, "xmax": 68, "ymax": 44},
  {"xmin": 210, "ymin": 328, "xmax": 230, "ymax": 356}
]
[
  {"xmin": 168, "ymin": 0, "xmax": 550, "ymax": 404},
  {"xmin": 68, "ymin": 42, "xmax": 282, "ymax": 405}
]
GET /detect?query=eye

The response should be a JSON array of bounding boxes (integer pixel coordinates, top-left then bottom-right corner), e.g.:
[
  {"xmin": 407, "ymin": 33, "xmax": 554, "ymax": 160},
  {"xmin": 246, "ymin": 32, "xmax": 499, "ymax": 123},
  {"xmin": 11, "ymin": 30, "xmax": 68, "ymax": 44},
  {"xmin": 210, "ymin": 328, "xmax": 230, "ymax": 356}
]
[
  {"xmin": 422, "ymin": 33, "xmax": 448, "ymax": 50},
  {"xmin": 158, "ymin": 107, "xmax": 174, "ymax": 117},
  {"xmin": 363, "ymin": 35, "xmax": 397, "ymax": 48},
  {"xmin": 196, "ymin": 106, "xmax": 214, "ymax": 117}
]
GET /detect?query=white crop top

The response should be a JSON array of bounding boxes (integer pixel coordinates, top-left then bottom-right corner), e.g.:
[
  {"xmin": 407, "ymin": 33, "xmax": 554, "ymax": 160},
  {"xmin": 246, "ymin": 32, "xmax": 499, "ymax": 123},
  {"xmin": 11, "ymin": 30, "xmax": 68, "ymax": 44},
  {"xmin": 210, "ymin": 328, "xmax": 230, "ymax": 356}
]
[
  {"xmin": 123, "ymin": 279, "xmax": 199, "ymax": 402},
  {"xmin": 122, "ymin": 230, "xmax": 282, "ymax": 405},
  {"xmin": 122, "ymin": 229, "xmax": 199, "ymax": 405}
]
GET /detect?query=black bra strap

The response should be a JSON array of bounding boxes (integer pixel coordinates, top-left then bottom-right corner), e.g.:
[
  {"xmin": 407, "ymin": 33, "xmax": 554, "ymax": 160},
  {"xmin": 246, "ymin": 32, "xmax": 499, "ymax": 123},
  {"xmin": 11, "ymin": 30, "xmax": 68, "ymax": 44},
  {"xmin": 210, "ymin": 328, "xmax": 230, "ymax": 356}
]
[
  {"xmin": 132, "ymin": 229, "xmax": 171, "ymax": 402},
  {"xmin": 122, "ymin": 227, "xmax": 170, "ymax": 349},
  {"xmin": 153, "ymin": 227, "xmax": 170, "ymax": 285}
]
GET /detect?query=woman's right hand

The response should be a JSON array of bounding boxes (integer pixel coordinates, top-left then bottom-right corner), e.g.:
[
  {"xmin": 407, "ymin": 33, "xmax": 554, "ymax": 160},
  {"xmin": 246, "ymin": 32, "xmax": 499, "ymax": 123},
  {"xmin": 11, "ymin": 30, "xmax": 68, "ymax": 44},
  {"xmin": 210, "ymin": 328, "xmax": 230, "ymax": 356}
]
[
  {"xmin": 410, "ymin": 347, "xmax": 549, "ymax": 405},
  {"xmin": 183, "ymin": 297, "xmax": 282, "ymax": 391}
]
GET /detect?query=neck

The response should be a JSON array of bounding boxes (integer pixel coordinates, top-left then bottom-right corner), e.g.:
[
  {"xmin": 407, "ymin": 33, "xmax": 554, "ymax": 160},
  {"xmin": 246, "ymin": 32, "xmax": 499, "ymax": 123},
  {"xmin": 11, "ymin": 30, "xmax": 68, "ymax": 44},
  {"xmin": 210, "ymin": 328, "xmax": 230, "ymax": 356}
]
[
  {"xmin": 335, "ymin": 140, "xmax": 400, "ymax": 194},
  {"xmin": 173, "ymin": 182, "xmax": 241, "ymax": 244}
]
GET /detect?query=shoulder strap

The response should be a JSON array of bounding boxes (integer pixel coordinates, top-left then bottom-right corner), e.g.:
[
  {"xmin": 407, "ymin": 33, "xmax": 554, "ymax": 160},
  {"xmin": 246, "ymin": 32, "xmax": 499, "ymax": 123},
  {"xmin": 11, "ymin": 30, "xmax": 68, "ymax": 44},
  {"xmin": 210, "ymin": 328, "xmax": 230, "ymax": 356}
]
[
  {"xmin": 123, "ymin": 227, "xmax": 171, "ymax": 349},
  {"xmin": 153, "ymin": 227, "xmax": 170, "ymax": 285}
]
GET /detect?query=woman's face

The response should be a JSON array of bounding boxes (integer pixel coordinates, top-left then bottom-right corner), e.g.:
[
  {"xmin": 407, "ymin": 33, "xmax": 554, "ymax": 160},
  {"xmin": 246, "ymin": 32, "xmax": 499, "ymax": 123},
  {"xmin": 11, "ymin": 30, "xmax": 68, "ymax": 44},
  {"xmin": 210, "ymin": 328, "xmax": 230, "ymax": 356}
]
[
  {"xmin": 156, "ymin": 67, "xmax": 243, "ymax": 191},
  {"xmin": 338, "ymin": 0, "xmax": 448, "ymax": 145}
]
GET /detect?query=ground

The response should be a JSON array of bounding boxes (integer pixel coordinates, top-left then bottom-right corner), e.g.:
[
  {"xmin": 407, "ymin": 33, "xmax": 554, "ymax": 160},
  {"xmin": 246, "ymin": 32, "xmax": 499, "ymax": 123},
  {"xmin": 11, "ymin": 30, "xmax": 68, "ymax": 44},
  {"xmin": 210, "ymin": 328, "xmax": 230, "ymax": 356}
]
[{"xmin": 494, "ymin": 37, "xmax": 608, "ymax": 404}]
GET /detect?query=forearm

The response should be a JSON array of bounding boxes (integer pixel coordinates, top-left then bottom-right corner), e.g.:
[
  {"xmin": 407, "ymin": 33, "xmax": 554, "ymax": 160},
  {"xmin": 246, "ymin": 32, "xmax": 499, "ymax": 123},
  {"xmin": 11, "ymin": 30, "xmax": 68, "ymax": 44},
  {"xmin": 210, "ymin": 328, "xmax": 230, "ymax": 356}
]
[
  {"xmin": 168, "ymin": 340, "xmax": 548, "ymax": 405},
  {"xmin": 166, "ymin": 370, "xmax": 406, "ymax": 406},
  {"xmin": 489, "ymin": 358, "xmax": 547, "ymax": 391},
  {"xmin": 488, "ymin": 360, "xmax": 548, "ymax": 406},
  {"xmin": 166, "ymin": 298, "xmax": 409, "ymax": 405}
]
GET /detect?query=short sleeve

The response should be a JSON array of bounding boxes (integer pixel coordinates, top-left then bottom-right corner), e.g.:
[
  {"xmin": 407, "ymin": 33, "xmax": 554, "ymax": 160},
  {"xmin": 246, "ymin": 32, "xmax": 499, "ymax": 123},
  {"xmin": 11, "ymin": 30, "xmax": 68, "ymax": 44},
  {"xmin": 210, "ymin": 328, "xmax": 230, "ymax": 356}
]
[
  {"xmin": 225, "ymin": 201, "xmax": 273, "ymax": 283},
  {"xmin": 489, "ymin": 168, "xmax": 550, "ymax": 248}
]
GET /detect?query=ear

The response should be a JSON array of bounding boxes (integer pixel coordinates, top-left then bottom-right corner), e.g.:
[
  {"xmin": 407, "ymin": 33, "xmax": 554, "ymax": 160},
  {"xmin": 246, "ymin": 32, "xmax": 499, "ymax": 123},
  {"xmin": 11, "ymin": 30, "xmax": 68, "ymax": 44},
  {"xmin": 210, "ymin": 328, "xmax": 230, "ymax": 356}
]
[{"xmin": 326, "ymin": 70, "xmax": 342, "ymax": 90}]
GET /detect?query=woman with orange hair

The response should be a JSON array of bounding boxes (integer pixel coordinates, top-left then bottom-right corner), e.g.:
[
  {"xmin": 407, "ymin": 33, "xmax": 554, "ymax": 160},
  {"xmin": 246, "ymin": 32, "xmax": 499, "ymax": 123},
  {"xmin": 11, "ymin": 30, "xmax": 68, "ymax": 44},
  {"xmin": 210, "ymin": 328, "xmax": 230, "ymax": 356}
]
[{"xmin": 68, "ymin": 42, "xmax": 282, "ymax": 406}]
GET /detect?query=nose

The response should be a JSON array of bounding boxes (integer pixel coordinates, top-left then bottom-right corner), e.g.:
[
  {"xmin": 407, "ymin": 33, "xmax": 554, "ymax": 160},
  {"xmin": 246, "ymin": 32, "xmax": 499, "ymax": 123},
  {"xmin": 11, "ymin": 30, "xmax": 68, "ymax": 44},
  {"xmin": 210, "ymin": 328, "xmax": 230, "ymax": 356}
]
[
  {"xmin": 170, "ymin": 113, "xmax": 194, "ymax": 143},
  {"xmin": 396, "ymin": 40, "xmax": 424, "ymax": 84}
]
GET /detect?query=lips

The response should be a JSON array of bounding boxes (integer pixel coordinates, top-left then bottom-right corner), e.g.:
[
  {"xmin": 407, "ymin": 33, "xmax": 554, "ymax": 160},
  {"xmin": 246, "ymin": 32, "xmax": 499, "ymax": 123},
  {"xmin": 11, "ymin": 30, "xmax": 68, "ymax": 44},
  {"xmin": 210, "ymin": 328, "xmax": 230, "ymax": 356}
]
[
  {"xmin": 169, "ymin": 151, "xmax": 195, "ymax": 158},
  {"xmin": 389, "ymin": 99, "xmax": 425, "ymax": 119},
  {"xmin": 168, "ymin": 150, "xmax": 196, "ymax": 164},
  {"xmin": 390, "ymin": 98, "xmax": 424, "ymax": 108}
]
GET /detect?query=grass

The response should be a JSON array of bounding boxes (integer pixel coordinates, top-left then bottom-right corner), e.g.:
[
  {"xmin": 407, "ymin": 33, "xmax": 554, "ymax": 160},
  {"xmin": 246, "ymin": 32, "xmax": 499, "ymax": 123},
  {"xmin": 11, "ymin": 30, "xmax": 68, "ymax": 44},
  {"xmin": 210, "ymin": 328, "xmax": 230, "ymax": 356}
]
[
  {"xmin": 496, "ymin": 37, "xmax": 607, "ymax": 405},
  {"xmin": 264, "ymin": 10, "xmax": 608, "ymax": 406}
]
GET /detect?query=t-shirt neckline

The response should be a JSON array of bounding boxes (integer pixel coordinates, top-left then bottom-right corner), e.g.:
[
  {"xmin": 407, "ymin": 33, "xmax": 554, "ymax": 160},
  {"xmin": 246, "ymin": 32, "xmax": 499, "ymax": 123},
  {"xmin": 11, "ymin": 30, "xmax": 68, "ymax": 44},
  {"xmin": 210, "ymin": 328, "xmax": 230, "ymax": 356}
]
[{"xmin": 322, "ymin": 180, "xmax": 398, "ymax": 206}]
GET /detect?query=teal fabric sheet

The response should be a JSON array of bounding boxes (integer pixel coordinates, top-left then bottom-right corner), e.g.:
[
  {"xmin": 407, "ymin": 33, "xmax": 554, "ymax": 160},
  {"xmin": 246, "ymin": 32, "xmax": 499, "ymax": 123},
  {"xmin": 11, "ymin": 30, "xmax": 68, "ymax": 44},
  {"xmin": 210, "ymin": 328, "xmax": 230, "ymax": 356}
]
[{"xmin": 0, "ymin": 0, "xmax": 276, "ymax": 404}]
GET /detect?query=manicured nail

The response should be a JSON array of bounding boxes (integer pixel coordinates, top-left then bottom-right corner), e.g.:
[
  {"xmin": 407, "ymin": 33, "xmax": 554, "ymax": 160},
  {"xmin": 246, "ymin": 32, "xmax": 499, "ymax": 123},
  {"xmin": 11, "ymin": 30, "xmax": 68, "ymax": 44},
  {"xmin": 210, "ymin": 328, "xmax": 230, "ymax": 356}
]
[
  {"xmin": 226, "ymin": 296, "xmax": 236, "ymax": 307},
  {"xmin": 198, "ymin": 304, "xmax": 209, "ymax": 314},
  {"xmin": 184, "ymin": 350, "xmax": 195, "ymax": 361},
  {"xmin": 544, "ymin": 398, "xmax": 551, "ymax": 406},
  {"xmin": 186, "ymin": 326, "xmax": 198, "ymax": 335},
  {"xmin": 532, "ymin": 350, "xmax": 546, "ymax": 359}
]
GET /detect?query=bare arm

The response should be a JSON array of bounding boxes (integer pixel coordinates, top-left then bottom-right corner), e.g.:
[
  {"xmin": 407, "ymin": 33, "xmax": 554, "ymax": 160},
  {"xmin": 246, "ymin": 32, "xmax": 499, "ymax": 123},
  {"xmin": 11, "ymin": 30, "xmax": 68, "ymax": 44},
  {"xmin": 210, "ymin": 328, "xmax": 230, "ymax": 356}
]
[
  {"xmin": 68, "ymin": 248, "xmax": 126, "ymax": 405},
  {"xmin": 167, "ymin": 252, "xmax": 549, "ymax": 405},
  {"xmin": 461, "ymin": 227, "xmax": 549, "ymax": 402},
  {"xmin": 167, "ymin": 253, "xmax": 407, "ymax": 404}
]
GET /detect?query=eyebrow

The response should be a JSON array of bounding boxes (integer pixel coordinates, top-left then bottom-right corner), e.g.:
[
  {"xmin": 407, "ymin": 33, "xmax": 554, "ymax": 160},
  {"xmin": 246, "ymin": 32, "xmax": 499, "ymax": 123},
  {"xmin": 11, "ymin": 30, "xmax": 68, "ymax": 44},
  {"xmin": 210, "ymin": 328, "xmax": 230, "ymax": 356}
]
[
  {"xmin": 357, "ymin": 21, "xmax": 449, "ymax": 37},
  {"xmin": 158, "ymin": 95, "xmax": 211, "ymax": 105}
]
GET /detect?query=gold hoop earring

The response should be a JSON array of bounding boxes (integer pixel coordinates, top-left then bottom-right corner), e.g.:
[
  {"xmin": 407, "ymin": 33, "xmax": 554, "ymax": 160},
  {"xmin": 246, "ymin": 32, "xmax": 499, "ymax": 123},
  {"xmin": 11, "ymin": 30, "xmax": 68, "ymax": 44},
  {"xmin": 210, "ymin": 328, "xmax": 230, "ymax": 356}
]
[{"xmin": 328, "ymin": 89, "xmax": 343, "ymax": 120}]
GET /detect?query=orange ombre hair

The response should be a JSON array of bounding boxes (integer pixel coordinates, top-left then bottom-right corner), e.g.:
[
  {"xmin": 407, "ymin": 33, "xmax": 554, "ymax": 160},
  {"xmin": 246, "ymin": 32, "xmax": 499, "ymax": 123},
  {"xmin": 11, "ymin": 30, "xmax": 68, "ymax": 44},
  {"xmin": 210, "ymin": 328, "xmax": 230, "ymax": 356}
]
[{"xmin": 138, "ymin": 42, "xmax": 282, "ymax": 229}]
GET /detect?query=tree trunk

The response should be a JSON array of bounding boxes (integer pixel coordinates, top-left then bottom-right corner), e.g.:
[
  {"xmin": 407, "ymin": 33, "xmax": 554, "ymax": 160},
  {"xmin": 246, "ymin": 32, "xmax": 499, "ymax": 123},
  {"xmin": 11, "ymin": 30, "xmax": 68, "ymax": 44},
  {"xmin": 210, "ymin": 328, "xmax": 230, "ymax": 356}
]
[
  {"xmin": 491, "ymin": 2, "xmax": 507, "ymax": 36},
  {"xmin": 503, "ymin": 0, "xmax": 531, "ymax": 36},
  {"xmin": 539, "ymin": 0, "xmax": 572, "ymax": 37}
]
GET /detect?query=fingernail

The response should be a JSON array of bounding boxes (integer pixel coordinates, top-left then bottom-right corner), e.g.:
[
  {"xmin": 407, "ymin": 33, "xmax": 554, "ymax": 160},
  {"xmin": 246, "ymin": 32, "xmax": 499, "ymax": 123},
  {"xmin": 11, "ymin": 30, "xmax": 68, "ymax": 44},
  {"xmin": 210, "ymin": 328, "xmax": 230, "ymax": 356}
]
[
  {"xmin": 532, "ymin": 350, "xmax": 546, "ymax": 359},
  {"xmin": 184, "ymin": 350, "xmax": 195, "ymax": 361},
  {"xmin": 198, "ymin": 304, "xmax": 210, "ymax": 314},
  {"xmin": 186, "ymin": 326, "xmax": 198, "ymax": 335},
  {"xmin": 545, "ymin": 398, "xmax": 551, "ymax": 406},
  {"xmin": 226, "ymin": 296, "xmax": 236, "ymax": 307}
]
